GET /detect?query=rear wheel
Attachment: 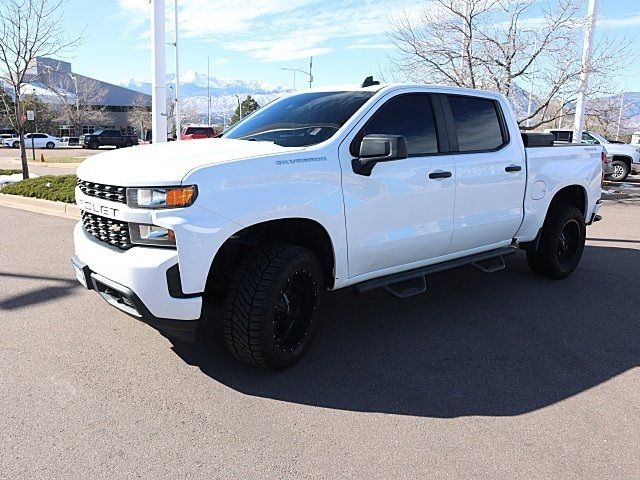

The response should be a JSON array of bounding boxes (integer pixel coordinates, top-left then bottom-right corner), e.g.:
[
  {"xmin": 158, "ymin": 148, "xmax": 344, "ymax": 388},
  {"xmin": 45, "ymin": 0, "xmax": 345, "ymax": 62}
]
[
  {"xmin": 526, "ymin": 204, "xmax": 586, "ymax": 279},
  {"xmin": 125, "ymin": 140, "xmax": 133, "ymax": 147},
  {"xmin": 89, "ymin": 141, "xmax": 99, "ymax": 150},
  {"xmin": 610, "ymin": 160, "xmax": 629, "ymax": 181},
  {"xmin": 223, "ymin": 243, "xmax": 324, "ymax": 370}
]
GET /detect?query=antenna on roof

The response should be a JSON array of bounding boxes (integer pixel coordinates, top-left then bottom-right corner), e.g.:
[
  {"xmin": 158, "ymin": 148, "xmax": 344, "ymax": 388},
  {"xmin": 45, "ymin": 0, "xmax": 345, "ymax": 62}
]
[{"xmin": 361, "ymin": 76, "xmax": 380, "ymax": 88}]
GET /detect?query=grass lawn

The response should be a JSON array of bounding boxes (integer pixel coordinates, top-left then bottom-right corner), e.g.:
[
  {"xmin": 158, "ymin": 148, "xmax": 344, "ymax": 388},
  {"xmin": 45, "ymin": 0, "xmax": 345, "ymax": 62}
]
[
  {"xmin": 1, "ymin": 174, "xmax": 76, "ymax": 203},
  {"xmin": 22, "ymin": 156, "xmax": 88, "ymax": 163}
]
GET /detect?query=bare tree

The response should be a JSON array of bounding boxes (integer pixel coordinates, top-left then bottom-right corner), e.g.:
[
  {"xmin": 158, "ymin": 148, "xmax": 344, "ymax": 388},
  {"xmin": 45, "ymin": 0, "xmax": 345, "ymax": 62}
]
[
  {"xmin": 388, "ymin": 0, "xmax": 629, "ymax": 130},
  {"xmin": 0, "ymin": 0, "xmax": 82, "ymax": 179},
  {"xmin": 43, "ymin": 72, "xmax": 110, "ymax": 136},
  {"xmin": 128, "ymin": 94, "xmax": 152, "ymax": 141}
]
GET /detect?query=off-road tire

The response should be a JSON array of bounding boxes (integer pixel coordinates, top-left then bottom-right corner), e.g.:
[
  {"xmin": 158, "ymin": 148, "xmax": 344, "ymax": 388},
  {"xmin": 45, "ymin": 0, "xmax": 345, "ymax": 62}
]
[
  {"xmin": 223, "ymin": 243, "xmax": 324, "ymax": 370},
  {"xmin": 610, "ymin": 160, "xmax": 629, "ymax": 182},
  {"xmin": 526, "ymin": 204, "xmax": 586, "ymax": 279}
]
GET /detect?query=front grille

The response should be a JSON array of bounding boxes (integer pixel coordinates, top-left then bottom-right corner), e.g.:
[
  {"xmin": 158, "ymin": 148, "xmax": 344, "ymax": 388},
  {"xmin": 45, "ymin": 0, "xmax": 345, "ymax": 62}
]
[
  {"xmin": 81, "ymin": 211, "xmax": 133, "ymax": 250},
  {"xmin": 77, "ymin": 178, "xmax": 127, "ymax": 204}
]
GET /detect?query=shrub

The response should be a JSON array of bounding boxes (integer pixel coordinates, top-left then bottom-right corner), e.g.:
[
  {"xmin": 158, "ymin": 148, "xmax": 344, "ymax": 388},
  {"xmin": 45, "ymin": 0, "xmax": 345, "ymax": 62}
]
[
  {"xmin": 0, "ymin": 169, "xmax": 22, "ymax": 175},
  {"xmin": 1, "ymin": 174, "xmax": 76, "ymax": 203}
]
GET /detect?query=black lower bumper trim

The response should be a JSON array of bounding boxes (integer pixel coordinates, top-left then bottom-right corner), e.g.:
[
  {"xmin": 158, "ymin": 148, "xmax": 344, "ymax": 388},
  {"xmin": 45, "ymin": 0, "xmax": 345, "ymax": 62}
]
[{"xmin": 71, "ymin": 256, "xmax": 199, "ymax": 342}]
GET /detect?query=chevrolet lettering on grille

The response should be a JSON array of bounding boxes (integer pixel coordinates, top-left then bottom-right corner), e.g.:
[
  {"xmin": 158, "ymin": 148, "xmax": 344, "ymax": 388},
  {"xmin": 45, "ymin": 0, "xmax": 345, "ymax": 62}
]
[{"xmin": 77, "ymin": 198, "xmax": 120, "ymax": 218}]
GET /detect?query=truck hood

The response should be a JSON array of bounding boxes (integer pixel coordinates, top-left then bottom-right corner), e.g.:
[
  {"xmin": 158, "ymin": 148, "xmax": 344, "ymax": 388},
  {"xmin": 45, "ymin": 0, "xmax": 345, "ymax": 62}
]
[
  {"xmin": 76, "ymin": 138, "xmax": 304, "ymax": 186},
  {"xmin": 603, "ymin": 142, "xmax": 640, "ymax": 158}
]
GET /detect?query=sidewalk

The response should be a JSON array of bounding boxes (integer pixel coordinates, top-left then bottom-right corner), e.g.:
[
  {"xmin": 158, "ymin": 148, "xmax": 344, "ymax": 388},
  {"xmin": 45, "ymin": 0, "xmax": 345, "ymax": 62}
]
[{"xmin": 0, "ymin": 159, "xmax": 79, "ymax": 176}]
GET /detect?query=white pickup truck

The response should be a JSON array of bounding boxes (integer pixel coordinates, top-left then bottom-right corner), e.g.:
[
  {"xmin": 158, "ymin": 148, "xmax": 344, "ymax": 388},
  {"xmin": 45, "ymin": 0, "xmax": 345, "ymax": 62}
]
[{"xmin": 72, "ymin": 81, "xmax": 604, "ymax": 370}]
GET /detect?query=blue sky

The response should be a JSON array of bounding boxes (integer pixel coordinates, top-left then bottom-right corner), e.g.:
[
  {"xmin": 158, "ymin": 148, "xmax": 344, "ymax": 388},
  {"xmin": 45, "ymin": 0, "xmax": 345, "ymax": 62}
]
[{"xmin": 57, "ymin": 0, "xmax": 640, "ymax": 91}]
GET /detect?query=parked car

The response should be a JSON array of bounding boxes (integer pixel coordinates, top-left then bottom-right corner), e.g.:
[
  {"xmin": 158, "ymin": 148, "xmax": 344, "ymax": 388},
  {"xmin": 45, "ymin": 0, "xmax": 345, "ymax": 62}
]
[
  {"xmin": 81, "ymin": 130, "xmax": 138, "ymax": 149},
  {"xmin": 72, "ymin": 82, "xmax": 604, "ymax": 371},
  {"xmin": 546, "ymin": 128, "xmax": 640, "ymax": 181},
  {"xmin": 181, "ymin": 125, "xmax": 217, "ymax": 140},
  {"xmin": 0, "ymin": 128, "xmax": 18, "ymax": 138},
  {"xmin": 2, "ymin": 133, "xmax": 61, "ymax": 149}
]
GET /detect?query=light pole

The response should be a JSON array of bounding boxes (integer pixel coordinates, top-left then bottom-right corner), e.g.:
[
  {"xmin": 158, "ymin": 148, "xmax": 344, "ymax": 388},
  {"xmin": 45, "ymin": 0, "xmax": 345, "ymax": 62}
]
[
  {"xmin": 171, "ymin": 0, "xmax": 181, "ymax": 140},
  {"xmin": 235, "ymin": 95, "xmax": 242, "ymax": 120},
  {"xmin": 616, "ymin": 92, "xmax": 625, "ymax": 140},
  {"xmin": 279, "ymin": 59, "xmax": 314, "ymax": 90},
  {"xmin": 573, "ymin": 0, "xmax": 598, "ymax": 143},
  {"xmin": 151, "ymin": 0, "xmax": 167, "ymax": 143},
  {"xmin": 523, "ymin": 28, "xmax": 545, "ymax": 128}
]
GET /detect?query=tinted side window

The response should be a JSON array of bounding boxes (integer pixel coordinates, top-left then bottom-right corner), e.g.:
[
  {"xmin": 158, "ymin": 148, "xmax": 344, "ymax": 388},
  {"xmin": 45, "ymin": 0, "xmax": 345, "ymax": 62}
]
[
  {"xmin": 552, "ymin": 131, "xmax": 572, "ymax": 142},
  {"xmin": 448, "ymin": 96, "xmax": 506, "ymax": 152},
  {"xmin": 355, "ymin": 94, "xmax": 439, "ymax": 156}
]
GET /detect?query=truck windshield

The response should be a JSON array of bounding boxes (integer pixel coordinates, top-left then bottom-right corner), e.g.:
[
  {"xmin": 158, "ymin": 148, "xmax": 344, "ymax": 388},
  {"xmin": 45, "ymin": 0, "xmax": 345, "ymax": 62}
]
[{"xmin": 223, "ymin": 91, "xmax": 375, "ymax": 147}]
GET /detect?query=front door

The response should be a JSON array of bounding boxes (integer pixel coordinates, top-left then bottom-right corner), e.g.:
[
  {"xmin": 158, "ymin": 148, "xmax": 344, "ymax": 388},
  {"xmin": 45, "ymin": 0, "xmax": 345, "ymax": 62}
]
[{"xmin": 339, "ymin": 92, "xmax": 456, "ymax": 279}]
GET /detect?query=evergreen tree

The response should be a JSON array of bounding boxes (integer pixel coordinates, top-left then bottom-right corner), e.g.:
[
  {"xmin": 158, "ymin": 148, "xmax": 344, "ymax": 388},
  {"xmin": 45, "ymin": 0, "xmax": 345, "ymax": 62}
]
[{"xmin": 230, "ymin": 95, "xmax": 260, "ymax": 126}]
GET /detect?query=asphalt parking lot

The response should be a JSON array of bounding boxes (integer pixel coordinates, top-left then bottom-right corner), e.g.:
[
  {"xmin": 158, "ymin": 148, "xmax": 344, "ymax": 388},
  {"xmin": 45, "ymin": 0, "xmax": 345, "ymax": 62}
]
[{"xmin": 1, "ymin": 184, "xmax": 639, "ymax": 479}]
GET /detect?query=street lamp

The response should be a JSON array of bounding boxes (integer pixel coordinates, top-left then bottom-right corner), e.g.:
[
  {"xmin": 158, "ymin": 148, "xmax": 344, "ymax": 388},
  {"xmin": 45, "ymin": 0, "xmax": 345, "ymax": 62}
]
[{"xmin": 279, "ymin": 57, "xmax": 314, "ymax": 90}]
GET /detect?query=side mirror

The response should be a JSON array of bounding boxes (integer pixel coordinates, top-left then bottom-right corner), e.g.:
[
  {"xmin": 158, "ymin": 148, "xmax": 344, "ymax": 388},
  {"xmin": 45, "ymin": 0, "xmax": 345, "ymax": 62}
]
[{"xmin": 352, "ymin": 134, "xmax": 408, "ymax": 176}]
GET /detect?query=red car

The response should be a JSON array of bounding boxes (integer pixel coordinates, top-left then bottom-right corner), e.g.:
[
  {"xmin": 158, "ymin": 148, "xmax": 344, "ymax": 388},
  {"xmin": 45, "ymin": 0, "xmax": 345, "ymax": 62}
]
[{"xmin": 180, "ymin": 126, "xmax": 217, "ymax": 140}]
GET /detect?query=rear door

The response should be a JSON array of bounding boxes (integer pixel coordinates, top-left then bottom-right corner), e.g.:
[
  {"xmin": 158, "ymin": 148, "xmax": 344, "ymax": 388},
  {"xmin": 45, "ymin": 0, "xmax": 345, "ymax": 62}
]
[
  {"xmin": 443, "ymin": 94, "xmax": 526, "ymax": 253},
  {"xmin": 339, "ymin": 91, "xmax": 456, "ymax": 279}
]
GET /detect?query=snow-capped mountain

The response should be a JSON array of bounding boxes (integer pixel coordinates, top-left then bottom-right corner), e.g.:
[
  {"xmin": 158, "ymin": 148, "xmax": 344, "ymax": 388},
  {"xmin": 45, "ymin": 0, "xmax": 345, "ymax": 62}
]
[{"xmin": 120, "ymin": 70, "xmax": 290, "ymax": 123}]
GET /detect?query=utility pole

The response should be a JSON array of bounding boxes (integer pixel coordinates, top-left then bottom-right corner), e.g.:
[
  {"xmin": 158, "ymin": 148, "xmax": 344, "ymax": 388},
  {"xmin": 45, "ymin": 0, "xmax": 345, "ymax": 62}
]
[
  {"xmin": 151, "ymin": 0, "xmax": 167, "ymax": 144},
  {"xmin": 309, "ymin": 56, "xmax": 313, "ymax": 88},
  {"xmin": 207, "ymin": 56, "xmax": 211, "ymax": 125},
  {"xmin": 573, "ymin": 0, "xmax": 597, "ymax": 143},
  {"xmin": 173, "ymin": 0, "xmax": 180, "ymax": 140}
]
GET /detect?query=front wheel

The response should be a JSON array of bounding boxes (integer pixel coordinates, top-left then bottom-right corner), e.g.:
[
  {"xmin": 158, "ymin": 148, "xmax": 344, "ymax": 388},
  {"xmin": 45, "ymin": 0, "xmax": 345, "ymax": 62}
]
[
  {"xmin": 45, "ymin": 142, "xmax": 55, "ymax": 149},
  {"xmin": 526, "ymin": 204, "xmax": 586, "ymax": 279},
  {"xmin": 89, "ymin": 141, "xmax": 99, "ymax": 150},
  {"xmin": 12, "ymin": 141, "xmax": 19, "ymax": 148},
  {"xmin": 223, "ymin": 243, "xmax": 324, "ymax": 370}
]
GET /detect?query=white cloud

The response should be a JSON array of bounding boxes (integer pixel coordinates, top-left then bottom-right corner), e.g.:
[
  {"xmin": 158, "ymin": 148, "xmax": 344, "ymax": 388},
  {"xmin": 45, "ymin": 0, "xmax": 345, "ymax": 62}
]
[{"xmin": 117, "ymin": 0, "xmax": 425, "ymax": 61}]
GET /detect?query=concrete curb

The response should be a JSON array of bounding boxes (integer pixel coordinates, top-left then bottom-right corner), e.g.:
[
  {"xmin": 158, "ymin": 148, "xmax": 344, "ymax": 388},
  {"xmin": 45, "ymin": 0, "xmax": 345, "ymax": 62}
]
[{"xmin": 0, "ymin": 193, "xmax": 80, "ymax": 220}]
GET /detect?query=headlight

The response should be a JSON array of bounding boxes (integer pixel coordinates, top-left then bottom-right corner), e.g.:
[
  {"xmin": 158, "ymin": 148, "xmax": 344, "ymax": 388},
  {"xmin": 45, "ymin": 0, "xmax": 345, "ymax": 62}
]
[
  {"xmin": 129, "ymin": 223, "xmax": 176, "ymax": 247},
  {"xmin": 126, "ymin": 185, "xmax": 197, "ymax": 209}
]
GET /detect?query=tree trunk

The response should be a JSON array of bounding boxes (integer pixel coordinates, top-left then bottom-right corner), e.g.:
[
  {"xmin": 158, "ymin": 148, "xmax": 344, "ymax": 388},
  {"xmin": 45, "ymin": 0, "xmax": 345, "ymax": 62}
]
[
  {"xmin": 19, "ymin": 131, "xmax": 29, "ymax": 179},
  {"xmin": 14, "ymin": 92, "xmax": 29, "ymax": 179}
]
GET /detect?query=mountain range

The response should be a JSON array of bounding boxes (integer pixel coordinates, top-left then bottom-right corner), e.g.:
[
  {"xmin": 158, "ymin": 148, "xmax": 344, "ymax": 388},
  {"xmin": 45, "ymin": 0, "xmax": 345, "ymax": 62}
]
[{"xmin": 120, "ymin": 70, "xmax": 640, "ymax": 130}]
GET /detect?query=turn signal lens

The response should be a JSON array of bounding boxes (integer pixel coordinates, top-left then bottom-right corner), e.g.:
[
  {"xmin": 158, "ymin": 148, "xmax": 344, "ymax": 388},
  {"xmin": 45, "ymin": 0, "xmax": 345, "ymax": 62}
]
[{"xmin": 166, "ymin": 186, "xmax": 197, "ymax": 208}]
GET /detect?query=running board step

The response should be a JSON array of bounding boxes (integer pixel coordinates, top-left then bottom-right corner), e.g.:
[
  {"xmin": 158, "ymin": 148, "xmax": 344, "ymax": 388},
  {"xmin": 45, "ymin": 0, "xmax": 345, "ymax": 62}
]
[
  {"xmin": 383, "ymin": 276, "xmax": 428, "ymax": 299},
  {"xmin": 353, "ymin": 247, "xmax": 517, "ymax": 297},
  {"xmin": 472, "ymin": 255, "xmax": 506, "ymax": 274}
]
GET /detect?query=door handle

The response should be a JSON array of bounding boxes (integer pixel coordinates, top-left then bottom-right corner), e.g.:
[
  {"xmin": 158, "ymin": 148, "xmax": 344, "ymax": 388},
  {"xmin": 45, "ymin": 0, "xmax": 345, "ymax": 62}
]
[
  {"xmin": 428, "ymin": 170, "xmax": 452, "ymax": 179},
  {"xmin": 505, "ymin": 164, "xmax": 522, "ymax": 172}
]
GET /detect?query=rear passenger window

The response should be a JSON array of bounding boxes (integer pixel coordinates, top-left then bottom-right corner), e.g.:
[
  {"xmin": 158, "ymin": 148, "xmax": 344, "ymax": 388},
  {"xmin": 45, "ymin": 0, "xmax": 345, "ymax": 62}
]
[
  {"xmin": 355, "ymin": 94, "xmax": 439, "ymax": 157},
  {"xmin": 448, "ymin": 96, "xmax": 506, "ymax": 152}
]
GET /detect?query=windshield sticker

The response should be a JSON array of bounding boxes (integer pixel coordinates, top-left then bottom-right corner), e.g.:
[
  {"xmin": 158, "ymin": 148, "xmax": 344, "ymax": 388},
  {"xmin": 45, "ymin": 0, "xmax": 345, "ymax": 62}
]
[{"xmin": 276, "ymin": 157, "xmax": 327, "ymax": 165}]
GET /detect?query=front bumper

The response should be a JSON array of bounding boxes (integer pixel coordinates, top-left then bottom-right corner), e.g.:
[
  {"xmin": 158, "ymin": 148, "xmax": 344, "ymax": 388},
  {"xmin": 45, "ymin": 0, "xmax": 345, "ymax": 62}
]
[{"xmin": 72, "ymin": 223, "xmax": 202, "ymax": 341}]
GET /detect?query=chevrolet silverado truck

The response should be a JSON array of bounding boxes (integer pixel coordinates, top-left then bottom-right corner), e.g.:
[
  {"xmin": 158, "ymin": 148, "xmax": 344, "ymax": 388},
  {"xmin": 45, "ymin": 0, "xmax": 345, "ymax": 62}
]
[
  {"xmin": 82, "ymin": 129, "xmax": 138, "ymax": 150},
  {"xmin": 72, "ymin": 82, "xmax": 604, "ymax": 370}
]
